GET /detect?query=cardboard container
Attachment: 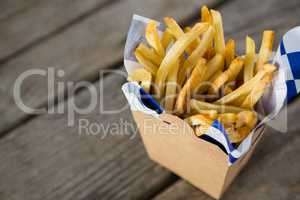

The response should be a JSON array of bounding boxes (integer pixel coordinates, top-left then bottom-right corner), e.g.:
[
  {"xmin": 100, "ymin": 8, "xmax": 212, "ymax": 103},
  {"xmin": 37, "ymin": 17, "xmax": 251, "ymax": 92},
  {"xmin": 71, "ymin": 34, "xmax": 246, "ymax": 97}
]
[
  {"xmin": 131, "ymin": 111, "xmax": 265, "ymax": 199},
  {"xmin": 123, "ymin": 15, "xmax": 296, "ymax": 200}
]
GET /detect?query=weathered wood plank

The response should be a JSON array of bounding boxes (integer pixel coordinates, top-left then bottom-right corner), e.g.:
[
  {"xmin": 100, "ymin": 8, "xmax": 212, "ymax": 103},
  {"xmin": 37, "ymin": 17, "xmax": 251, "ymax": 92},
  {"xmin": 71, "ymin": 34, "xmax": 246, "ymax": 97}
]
[
  {"xmin": 0, "ymin": 0, "xmax": 38, "ymax": 20},
  {"xmin": 0, "ymin": 0, "xmax": 113, "ymax": 61},
  {"xmin": 0, "ymin": 71, "xmax": 177, "ymax": 200},
  {"xmin": 0, "ymin": 0, "xmax": 221, "ymax": 134}
]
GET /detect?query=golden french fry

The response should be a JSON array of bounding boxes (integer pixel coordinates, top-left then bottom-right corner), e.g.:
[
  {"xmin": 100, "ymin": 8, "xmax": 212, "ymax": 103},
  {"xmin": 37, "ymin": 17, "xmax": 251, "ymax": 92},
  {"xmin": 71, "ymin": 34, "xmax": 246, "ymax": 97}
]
[
  {"xmin": 185, "ymin": 114, "xmax": 213, "ymax": 126},
  {"xmin": 155, "ymin": 22, "xmax": 209, "ymax": 99},
  {"xmin": 204, "ymin": 47, "xmax": 216, "ymax": 60},
  {"xmin": 226, "ymin": 126, "xmax": 251, "ymax": 143},
  {"xmin": 211, "ymin": 10, "xmax": 226, "ymax": 55},
  {"xmin": 164, "ymin": 61, "xmax": 179, "ymax": 112},
  {"xmin": 201, "ymin": 5, "xmax": 212, "ymax": 24},
  {"xmin": 244, "ymin": 36, "xmax": 256, "ymax": 82},
  {"xmin": 218, "ymin": 113, "xmax": 237, "ymax": 125},
  {"xmin": 241, "ymin": 74, "xmax": 273, "ymax": 109},
  {"xmin": 176, "ymin": 59, "xmax": 207, "ymax": 114},
  {"xmin": 161, "ymin": 29, "xmax": 174, "ymax": 50},
  {"xmin": 145, "ymin": 21, "xmax": 165, "ymax": 57},
  {"xmin": 225, "ymin": 39, "xmax": 236, "ymax": 68},
  {"xmin": 178, "ymin": 26, "xmax": 214, "ymax": 86},
  {"xmin": 190, "ymin": 99, "xmax": 248, "ymax": 114},
  {"xmin": 194, "ymin": 125, "xmax": 210, "ymax": 137},
  {"xmin": 230, "ymin": 94, "xmax": 247, "ymax": 106},
  {"xmin": 224, "ymin": 85, "xmax": 233, "ymax": 95},
  {"xmin": 195, "ymin": 109, "xmax": 218, "ymax": 119},
  {"xmin": 164, "ymin": 17, "xmax": 199, "ymax": 54},
  {"xmin": 214, "ymin": 64, "xmax": 276, "ymax": 104},
  {"xmin": 136, "ymin": 43, "xmax": 162, "ymax": 66},
  {"xmin": 128, "ymin": 68, "xmax": 152, "ymax": 93},
  {"xmin": 183, "ymin": 26, "xmax": 199, "ymax": 51},
  {"xmin": 256, "ymin": 30, "xmax": 275, "ymax": 72},
  {"xmin": 208, "ymin": 57, "xmax": 244, "ymax": 94},
  {"xmin": 236, "ymin": 111, "xmax": 257, "ymax": 128},
  {"xmin": 135, "ymin": 49, "xmax": 158, "ymax": 76},
  {"xmin": 196, "ymin": 54, "xmax": 225, "ymax": 94},
  {"xmin": 209, "ymin": 70, "xmax": 222, "ymax": 82}
]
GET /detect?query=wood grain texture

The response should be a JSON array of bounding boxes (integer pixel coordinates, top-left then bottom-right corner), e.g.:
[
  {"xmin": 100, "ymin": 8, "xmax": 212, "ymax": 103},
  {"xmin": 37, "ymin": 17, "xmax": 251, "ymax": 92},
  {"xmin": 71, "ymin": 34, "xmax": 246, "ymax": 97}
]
[
  {"xmin": 0, "ymin": 0, "xmax": 113, "ymax": 61},
  {"xmin": 0, "ymin": 71, "xmax": 177, "ymax": 200},
  {"xmin": 0, "ymin": 0, "xmax": 221, "ymax": 134},
  {"xmin": 0, "ymin": 0, "xmax": 39, "ymax": 20}
]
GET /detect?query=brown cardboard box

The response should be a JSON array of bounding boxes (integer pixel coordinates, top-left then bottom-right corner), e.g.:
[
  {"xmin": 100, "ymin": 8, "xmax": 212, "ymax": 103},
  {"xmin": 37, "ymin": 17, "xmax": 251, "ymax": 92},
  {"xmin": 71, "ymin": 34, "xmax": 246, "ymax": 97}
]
[{"xmin": 132, "ymin": 111, "xmax": 265, "ymax": 199}]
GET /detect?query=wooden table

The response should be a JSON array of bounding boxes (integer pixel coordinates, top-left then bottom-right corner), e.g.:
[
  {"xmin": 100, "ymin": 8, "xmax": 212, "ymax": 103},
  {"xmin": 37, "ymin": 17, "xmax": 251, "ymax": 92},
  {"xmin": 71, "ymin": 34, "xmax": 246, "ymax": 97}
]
[{"xmin": 0, "ymin": 0, "xmax": 299, "ymax": 199}]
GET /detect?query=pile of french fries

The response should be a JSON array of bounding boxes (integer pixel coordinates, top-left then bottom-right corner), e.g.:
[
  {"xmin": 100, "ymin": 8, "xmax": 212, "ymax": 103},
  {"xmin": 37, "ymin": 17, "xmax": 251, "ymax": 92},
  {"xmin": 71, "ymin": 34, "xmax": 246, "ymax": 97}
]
[{"xmin": 128, "ymin": 6, "xmax": 276, "ymax": 144}]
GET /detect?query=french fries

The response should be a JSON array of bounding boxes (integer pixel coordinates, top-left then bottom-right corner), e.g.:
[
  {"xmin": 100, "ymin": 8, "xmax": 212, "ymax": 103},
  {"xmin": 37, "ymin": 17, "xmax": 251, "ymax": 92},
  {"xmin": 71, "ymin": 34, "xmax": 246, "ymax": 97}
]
[
  {"xmin": 176, "ymin": 58, "xmax": 207, "ymax": 114},
  {"xmin": 154, "ymin": 22, "xmax": 209, "ymax": 99},
  {"xmin": 211, "ymin": 10, "xmax": 226, "ymax": 55},
  {"xmin": 130, "ymin": 5, "xmax": 276, "ymax": 144},
  {"xmin": 161, "ymin": 29, "xmax": 174, "ymax": 49},
  {"xmin": 128, "ymin": 68, "xmax": 152, "ymax": 93},
  {"xmin": 256, "ymin": 30, "xmax": 275, "ymax": 72},
  {"xmin": 145, "ymin": 21, "xmax": 165, "ymax": 57},
  {"xmin": 164, "ymin": 61, "xmax": 179, "ymax": 112},
  {"xmin": 244, "ymin": 36, "xmax": 256, "ymax": 82},
  {"xmin": 208, "ymin": 57, "xmax": 244, "ymax": 94},
  {"xmin": 134, "ymin": 49, "xmax": 158, "ymax": 76},
  {"xmin": 178, "ymin": 26, "xmax": 214, "ymax": 86},
  {"xmin": 225, "ymin": 39, "xmax": 236, "ymax": 68},
  {"xmin": 136, "ymin": 43, "xmax": 162, "ymax": 66},
  {"xmin": 190, "ymin": 99, "xmax": 248, "ymax": 114}
]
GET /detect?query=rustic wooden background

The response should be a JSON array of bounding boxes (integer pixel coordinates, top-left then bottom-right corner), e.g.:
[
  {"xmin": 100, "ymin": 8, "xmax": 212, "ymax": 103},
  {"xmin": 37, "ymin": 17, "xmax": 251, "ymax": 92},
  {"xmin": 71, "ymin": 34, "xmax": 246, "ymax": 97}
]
[{"xmin": 0, "ymin": 0, "xmax": 300, "ymax": 199}]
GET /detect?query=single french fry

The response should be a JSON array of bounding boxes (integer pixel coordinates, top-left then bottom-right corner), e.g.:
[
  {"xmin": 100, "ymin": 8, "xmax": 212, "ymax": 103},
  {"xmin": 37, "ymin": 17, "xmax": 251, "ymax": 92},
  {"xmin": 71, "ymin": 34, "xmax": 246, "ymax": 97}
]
[
  {"xmin": 256, "ymin": 30, "xmax": 275, "ymax": 72},
  {"xmin": 201, "ymin": 5, "xmax": 212, "ymax": 24},
  {"xmin": 164, "ymin": 17, "xmax": 199, "ymax": 54},
  {"xmin": 208, "ymin": 57, "xmax": 244, "ymax": 94},
  {"xmin": 164, "ymin": 61, "xmax": 179, "ymax": 112},
  {"xmin": 225, "ymin": 39, "xmax": 236, "ymax": 68},
  {"xmin": 178, "ymin": 26, "xmax": 214, "ymax": 86},
  {"xmin": 214, "ymin": 64, "xmax": 276, "ymax": 104},
  {"xmin": 236, "ymin": 111, "xmax": 257, "ymax": 128},
  {"xmin": 161, "ymin": 29, "xmax": 174, "ymax": 50},
  {"xmin": 128, "ymin": 68, "xmax": 152, "ymax": 93},
  {"xmin": 195, "ymin": 109, "xmax": 218, "ymax": 119},
  {"xmin": 230, "ymin": 94, "xmax": 248, "ymax": 106},
  {"xmin": 241, "ymin": 74, "xmax": 273, "ymax": 109},
  {"xmin": 175, "ymin": 59, "xmax": 207, "ymax": 114},
  {"xmin": 211, "ymin": 10, "xmax": 226, "ymax": 55},
  {"xmin": 244, "ymin": 36, "xmax": 256, "ymax": 82},
  {"xmin": 209, "ymin": 70, "xmax": 222, "ymax": 82},
  {"xmin": 218, "ymin": 113, "xmax": 237, "ymax": 125},
  {"xmin": 183, "ymin": 26, "xmax": 199, "ymax": 51},
  {"xmin": 224, "ymin": 85, "xmax": 233, "ymax": 95},
  {"xmin": 136, "ymin": 43, "xmax": 162, "ymax": 66},
  {"xmin": 190, "ymin": 99, "xmax": 248, "ymax": 114},
  {"xmin": 135, "ymin": 49, "xmax": 158, "ymax": 76},
  {"xmin": 145, "ymin": 21, "xmax": 165, "ymax": 57},
  {"xmin": 194, "ymin": 125, "xmax": 210, "ymax": 137},
  {"xmin": 204, "ymin": 46, "xmax": 216, "ymax": 60},
  {"xmin": 155, "ymin": 22, "xmax": 209, "ymax": 99},
  {"xmin": 185, "ymin": 114, "xmax": 213, "ymax": 126},
  {"xmin": 197, "ymin": 54, "xmax": 225, "ymax": 94},
  {"xmin": 226, "ymin": 126, "xmax": 251, "ymax": 143}
]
